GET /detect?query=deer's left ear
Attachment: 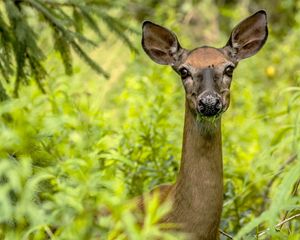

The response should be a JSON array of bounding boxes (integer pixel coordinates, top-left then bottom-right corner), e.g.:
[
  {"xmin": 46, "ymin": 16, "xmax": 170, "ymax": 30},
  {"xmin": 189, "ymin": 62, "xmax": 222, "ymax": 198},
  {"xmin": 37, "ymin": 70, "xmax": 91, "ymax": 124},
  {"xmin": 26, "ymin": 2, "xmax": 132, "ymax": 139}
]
[{"xmin": 224, "ymin": 10, "xmax": 268, "ymax": 61}]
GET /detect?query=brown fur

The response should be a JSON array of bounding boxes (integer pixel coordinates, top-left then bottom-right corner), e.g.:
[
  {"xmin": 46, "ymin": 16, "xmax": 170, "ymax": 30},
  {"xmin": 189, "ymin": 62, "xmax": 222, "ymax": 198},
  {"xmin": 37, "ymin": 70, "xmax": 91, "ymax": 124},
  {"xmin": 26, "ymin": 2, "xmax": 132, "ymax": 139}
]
[
  {"xmin": 138, "ymin": 10, "xmax": 268, "ymax": 240},
  {"xmin": 136, "ymin": 103, "xmax": 223, "ymax": 240},
  {"xmin": 185, "ymin": 48, "xmax": 228, "ymax": 68}
]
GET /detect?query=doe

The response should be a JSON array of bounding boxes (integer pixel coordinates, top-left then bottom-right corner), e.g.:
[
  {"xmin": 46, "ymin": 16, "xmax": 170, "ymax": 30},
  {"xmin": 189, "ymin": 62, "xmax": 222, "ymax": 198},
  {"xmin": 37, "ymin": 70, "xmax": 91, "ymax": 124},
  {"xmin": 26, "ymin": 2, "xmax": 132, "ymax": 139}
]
[{"xmin": 140, "ymin": 10, "xmax": 268, "ymax": 240}]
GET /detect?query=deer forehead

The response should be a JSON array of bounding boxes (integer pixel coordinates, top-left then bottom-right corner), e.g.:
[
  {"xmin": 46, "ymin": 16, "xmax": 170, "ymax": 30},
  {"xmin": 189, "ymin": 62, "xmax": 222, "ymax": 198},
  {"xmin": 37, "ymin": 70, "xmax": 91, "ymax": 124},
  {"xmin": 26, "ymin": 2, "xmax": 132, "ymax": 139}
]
[{"xmin": 184, "ymin": 47, "xmax": 229, "ymax": 68}]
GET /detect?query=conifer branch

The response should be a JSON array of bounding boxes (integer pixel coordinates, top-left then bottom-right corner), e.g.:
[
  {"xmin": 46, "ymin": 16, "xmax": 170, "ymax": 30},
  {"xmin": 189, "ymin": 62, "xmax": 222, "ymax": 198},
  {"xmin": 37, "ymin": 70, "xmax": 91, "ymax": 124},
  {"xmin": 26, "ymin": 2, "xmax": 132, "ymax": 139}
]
[{"xmin": 0, "ymin": 0, "xmax": 137, "ymax": 96}]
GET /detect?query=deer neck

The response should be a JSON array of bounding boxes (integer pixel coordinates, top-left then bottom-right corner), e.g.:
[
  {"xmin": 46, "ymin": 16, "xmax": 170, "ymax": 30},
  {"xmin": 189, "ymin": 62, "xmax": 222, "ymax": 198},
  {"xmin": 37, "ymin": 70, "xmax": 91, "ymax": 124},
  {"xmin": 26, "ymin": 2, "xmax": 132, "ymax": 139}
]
[{"xmin": 172, "ymin": 101, "xmax": 223, "ymax": 239}]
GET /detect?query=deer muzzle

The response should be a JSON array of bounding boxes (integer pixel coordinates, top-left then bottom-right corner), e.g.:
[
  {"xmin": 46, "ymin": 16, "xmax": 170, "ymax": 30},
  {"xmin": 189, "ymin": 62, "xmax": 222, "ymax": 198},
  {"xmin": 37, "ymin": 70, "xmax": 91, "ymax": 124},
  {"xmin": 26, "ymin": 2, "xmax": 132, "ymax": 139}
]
[{"xmin": 197, "ymin": 91, "xmax": 222, "ymax": 117}]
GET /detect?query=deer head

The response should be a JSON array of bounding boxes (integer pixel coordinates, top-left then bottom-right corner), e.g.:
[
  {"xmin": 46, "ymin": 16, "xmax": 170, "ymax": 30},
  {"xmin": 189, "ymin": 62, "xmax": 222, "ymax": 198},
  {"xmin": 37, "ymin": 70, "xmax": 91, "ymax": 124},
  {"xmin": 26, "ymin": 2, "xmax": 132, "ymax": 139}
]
[{"xmin": 142, "ymin": 11, "xmax": 268, "ymax": 119}]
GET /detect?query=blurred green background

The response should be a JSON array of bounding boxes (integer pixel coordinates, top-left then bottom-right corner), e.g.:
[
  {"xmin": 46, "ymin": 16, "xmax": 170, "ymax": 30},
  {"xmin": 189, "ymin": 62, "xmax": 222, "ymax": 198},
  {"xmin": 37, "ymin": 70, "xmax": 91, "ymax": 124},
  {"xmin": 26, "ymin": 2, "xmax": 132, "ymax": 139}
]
[{"xmin": 0, "ymin": 0, "xmax": 299, "ymax": 239}]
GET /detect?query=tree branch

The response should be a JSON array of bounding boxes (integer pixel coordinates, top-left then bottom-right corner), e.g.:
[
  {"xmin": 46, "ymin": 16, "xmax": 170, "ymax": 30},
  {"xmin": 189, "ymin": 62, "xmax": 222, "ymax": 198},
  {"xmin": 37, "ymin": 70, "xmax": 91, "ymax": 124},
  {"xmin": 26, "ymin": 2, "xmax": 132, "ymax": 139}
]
[
  {"xmin": 257, "ymin": 213, "xmax": 300, "ymax": 237},
  {"xmin": 219, "ymin": 229, "xmax": 233, "ymax": 239},
  {"xmin": 260, "ymin": 154, "xmax": 297, "ymax": 213},
  {"xmin": 42, "ymin": 0, "xmax": 76, "ymax": 7},
  {"xmin": 277, "ymin": 177, "xmax": 300, "ymax": 230}
]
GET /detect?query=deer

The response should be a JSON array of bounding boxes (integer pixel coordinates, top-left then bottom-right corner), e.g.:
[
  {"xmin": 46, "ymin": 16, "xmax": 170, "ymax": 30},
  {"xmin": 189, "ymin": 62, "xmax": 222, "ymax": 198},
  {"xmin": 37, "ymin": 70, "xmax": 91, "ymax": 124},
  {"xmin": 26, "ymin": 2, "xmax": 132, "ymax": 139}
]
[{"xmin": 139, "ymin": 10, "xmax": 268, "ymax": 240}]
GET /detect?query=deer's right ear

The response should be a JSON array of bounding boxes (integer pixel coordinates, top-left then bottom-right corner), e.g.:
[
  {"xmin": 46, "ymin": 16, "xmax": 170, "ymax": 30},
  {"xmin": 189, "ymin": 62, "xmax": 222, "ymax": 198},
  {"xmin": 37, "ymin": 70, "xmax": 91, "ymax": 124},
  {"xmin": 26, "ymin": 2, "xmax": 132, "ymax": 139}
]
[{"xmin": 142, "ymin": 21, "xmax": 184, "ymax": 65}]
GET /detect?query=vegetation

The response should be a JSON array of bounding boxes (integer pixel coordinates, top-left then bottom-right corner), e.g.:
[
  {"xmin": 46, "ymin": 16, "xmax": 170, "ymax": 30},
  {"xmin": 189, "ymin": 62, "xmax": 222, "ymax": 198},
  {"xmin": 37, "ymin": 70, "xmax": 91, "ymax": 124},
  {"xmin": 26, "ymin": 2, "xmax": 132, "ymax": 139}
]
[
  {"xmin": 0, "ymin": 0, "xmax": 137, "ymax": 98},
  {"xmin": 0, "ymin": 0, "xmax": 299, "ymax": 239}
]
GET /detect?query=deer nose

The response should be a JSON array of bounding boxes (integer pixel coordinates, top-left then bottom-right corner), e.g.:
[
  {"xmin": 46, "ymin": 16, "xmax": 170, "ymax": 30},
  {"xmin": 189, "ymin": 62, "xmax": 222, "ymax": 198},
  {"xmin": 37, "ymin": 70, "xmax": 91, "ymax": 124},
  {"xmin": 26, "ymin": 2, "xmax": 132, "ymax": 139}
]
[{"xmin": 197, "ymin": 93, "xmax": 222, "ymax": 117}]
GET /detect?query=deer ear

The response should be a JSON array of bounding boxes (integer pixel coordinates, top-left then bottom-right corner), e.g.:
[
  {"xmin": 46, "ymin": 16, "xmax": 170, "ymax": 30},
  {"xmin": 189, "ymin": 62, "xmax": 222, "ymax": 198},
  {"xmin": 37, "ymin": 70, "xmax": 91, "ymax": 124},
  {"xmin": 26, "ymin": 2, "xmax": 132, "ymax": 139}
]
[
  {"xmin": 142, "ymin": 21, "xmax": 184, "ymax": 65},
  {"xmin": 225, "ymin": 10, "xmax": 268, "ymax": 61}
]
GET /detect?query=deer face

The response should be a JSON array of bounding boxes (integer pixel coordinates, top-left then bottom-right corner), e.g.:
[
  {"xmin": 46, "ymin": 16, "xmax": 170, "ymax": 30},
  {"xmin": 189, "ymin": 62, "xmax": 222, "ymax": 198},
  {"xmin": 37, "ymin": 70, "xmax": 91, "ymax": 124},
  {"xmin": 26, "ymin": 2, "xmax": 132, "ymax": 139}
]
[
  {"xmin": 173, "ymin": 47, "xmax": 234, "ymax": 117},
  {"xmin": 142, "ymin": 11, "xmax": 268, "ymax": 118}
]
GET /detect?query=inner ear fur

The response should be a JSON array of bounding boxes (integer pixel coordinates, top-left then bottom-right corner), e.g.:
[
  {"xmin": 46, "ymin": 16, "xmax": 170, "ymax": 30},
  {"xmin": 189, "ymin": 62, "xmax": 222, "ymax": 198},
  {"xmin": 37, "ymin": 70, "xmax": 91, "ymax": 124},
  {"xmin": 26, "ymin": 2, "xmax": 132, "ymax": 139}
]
[
  {"xmin": 142, "ymin": 21, "xmax": 184, "ymax": 65},
  {"xmin": 225, "ymin": 10, "xmax": 268, "ymax": 61}
]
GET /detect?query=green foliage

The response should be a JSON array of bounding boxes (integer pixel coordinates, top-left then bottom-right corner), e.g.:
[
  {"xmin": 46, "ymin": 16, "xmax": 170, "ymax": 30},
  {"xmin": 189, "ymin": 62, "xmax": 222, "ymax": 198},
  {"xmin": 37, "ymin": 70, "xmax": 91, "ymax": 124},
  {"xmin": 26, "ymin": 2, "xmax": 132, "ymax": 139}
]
[
  {"xmin": 0, "ymin": 0, "xmax": 137, "ymax": 97},
  {"xmin": 0, "ymin": 0, "xmax": 300, "ymax": 239}
]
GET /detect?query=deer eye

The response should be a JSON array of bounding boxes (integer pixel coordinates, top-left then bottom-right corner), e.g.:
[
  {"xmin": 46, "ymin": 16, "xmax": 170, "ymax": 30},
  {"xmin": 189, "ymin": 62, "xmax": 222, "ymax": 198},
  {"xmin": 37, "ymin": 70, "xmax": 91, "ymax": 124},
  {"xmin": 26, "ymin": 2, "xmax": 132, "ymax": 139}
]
[
  {"xmin": 224, "ymin": 66, "xmax": 234, "ymax": 77},
  {"xmin": 179, "ymin": 67, "xmax": 190, "ymax": 78}
]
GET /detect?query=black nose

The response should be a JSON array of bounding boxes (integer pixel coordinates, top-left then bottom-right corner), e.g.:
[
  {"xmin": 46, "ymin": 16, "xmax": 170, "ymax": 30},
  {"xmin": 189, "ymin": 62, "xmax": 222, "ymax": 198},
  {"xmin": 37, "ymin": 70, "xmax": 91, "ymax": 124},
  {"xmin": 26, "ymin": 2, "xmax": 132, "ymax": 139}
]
[{"xmin": 198, "ymin": 94, "xmax": 222, "ymax": 116}]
